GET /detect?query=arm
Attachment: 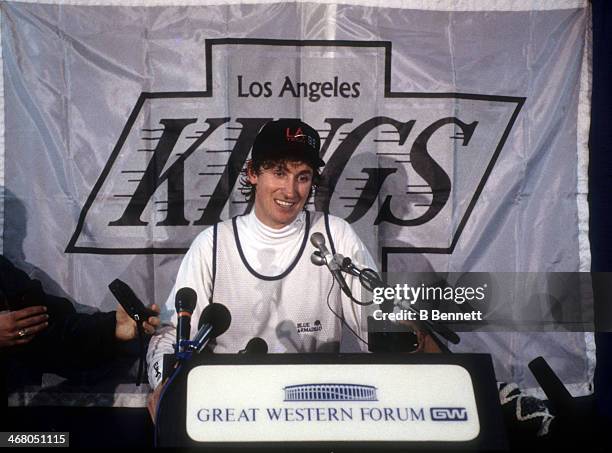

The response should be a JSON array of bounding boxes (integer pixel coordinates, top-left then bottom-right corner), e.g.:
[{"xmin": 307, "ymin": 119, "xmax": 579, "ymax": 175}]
[
  {"xmin": 146, "ymin": 227, "xmax": 215, "ymax": 422},
  {"xmin": 28, "ymin": 292, "xmax": 160, "ymax": 361},
  {"xmin": 146, "ymin": 227, "xmax": 215, "ymax": 389}
]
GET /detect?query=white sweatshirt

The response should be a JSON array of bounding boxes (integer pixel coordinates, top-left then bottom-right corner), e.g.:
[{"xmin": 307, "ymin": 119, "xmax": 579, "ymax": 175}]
[{"xmin": 147, "ymin": 210, "xmax": 376, "ymax": 388}]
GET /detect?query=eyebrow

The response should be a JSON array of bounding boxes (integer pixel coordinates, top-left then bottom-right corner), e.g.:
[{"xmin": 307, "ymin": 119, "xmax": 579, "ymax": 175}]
[{"xmin": 271, "ymin": 163, "xmax": 313, "ymax": 175}]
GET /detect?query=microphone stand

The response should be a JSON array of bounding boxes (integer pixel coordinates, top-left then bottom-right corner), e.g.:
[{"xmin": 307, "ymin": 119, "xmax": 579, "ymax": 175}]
[
  {"xmin": 158, "ymin": 327, "xmax": 212, "ymax": 445},
  {"xmin": 318, "ymin": 252, "xmax": 460, "ymax": 346},
  {"xmin": 311, "ymin": 251, "xmax": 372, "ymax": 306}
]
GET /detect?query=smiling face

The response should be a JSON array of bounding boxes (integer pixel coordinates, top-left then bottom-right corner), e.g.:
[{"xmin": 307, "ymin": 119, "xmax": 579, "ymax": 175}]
[{"xmin": 247, "ymin": 160, "xmax": 314, "ymax": 229}]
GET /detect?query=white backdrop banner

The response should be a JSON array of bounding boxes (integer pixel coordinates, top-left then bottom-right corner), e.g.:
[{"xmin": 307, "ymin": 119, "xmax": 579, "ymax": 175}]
[{"xmin": 0, "ymin": 0, "xmax": 592, "ymax": 402}]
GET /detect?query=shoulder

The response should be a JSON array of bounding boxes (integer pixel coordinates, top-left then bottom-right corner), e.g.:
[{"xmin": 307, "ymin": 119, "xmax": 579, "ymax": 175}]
[
  {"xmin": 312, "ymin": 211, "xmax": 364, "ymax": 250},
  {"xmin": 0, "ymin": 255, "xmax": 32, "ymax": 290},
  {"xmin": 174, "ymin": 225, "xmax": 217, "ymax": 285},
  {"xmin": 0, "ymin": 254, "xmax": 16, "ymax": 274},
  {"xmin": 323, "ymin": 213, "xmax": 358, "ymax": 239},
  {"xmin": 319, "ymin": 213, "xmax": 376, "ymax": 268},
  {"xmin": 183, "ymin": 216, "xmax": 238, "ymax": 259},
  {"xmin": 186, "ymin": 225, "xmax": 216, "ymax": 255},
  {"xmin": 325, "ymin": 213, "xmax": 349, "ymax": 228}
]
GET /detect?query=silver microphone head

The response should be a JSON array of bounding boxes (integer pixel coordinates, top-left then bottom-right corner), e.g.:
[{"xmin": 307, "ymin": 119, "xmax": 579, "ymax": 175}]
[
  {"xmin": 311, "ymin": 251, "xmax": 325, "ymax": 266},
  {"xmin": 310, "ymin": 232, "xmax": 326, "ymax": 248}
]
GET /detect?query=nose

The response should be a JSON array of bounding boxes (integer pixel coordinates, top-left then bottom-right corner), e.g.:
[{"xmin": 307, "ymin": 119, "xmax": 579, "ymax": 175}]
[{"xmin": 282, "ymin": 177, "xmax": 298, "ymax": 199}]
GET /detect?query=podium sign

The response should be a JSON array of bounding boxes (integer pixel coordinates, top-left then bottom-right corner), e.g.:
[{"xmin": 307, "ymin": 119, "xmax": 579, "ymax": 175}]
[
  {"xmin": 157, "ymin": 354, "xmax": 506, "ymax": 450},
  {"xmin": 187, "ymin": 364, "xmax": 479, "ymax": 442}
]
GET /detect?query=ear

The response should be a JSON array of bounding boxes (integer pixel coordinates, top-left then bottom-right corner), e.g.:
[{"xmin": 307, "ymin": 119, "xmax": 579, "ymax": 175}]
[{"xmin": 246, "ymin": 160, "xmax": 258, "ymax": 185}]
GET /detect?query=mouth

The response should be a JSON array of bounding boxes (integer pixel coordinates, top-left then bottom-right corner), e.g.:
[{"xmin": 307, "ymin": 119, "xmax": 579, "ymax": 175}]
[{"xmin": 274, "ymin": 199, "xmax": 297, "ymax": 209}]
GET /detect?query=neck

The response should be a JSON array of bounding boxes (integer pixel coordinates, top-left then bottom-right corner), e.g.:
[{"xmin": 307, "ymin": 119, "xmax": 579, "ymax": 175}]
[{"xmin": 249, "ymin": 209, "xmax": 304, "ymax": 240}]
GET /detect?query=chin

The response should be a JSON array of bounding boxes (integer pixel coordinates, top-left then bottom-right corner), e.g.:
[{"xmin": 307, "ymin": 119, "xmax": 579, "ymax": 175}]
[
  {"xmin": 277, "ymin": 214, "xmax": 296, "ymax": 224},
  {"xmin": 274, "ymin": 211, "xmax": 298, "ymax": 225}
]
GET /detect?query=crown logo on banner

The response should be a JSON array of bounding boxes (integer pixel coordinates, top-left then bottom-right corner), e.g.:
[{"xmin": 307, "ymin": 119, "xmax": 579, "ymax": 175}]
[{"xmin": 66, "ymin": 39, "xmax": 524, "ymax": 257}]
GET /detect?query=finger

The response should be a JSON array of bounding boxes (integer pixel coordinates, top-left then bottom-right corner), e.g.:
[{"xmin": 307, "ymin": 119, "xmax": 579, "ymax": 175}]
[
  {"xmin": 143, "ymin": 324, "xmax": 155, "ymax": 335},
  {"xmin": 116, "ymin": 304, "xmax": 128, "ymax": 317},
  {"xmin": 12, "ymin": 335, "xmax": 36, "ymax": 346},
  {"xmin": 147, "ymin": 393, "xmax": 158, "ymax": 423},
  {"xmin": 13, "ymin": 306, "xmax": 47, "ymax": 320},
  {"xmin": 147, "ymin": 404, "xmax": 156, "ymax": 423},
  {"xmin": 13, "ymin": 322, "xmax": 49, "ymax": 341},
  {"xmin": 146, "ymin": 316, "xmax": 160, "ymax": 327},
  {"xmin": 150, "ymin": 304, "xmax": 160, "ymax": 314},
  {"xmin": 23, "ymin": 321, "xmax": 49, "ymax": 336},
  {"xmin": 16, "ymin": 314, "xmax": 49, "ymax": 329}
]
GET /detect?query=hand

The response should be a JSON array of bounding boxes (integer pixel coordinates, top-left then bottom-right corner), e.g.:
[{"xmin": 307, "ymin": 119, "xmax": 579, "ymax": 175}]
[
  {"xmin": 398, "ymin": 320, "xmax": 442, "ymax": 353},
  {"xmin": 413, "ymin": 328, "xmax": 443, "ymax": 353},
  {"xmin": 114, "ymin": 304, "xmax": 161, "ymax": 341},
  {"xmin": 147, "ymin": 379, "xmax": 167, "ymax": 423},
  {"xmin": 0, "ymin": 306, "xmax": 49, "ymax": 348}
]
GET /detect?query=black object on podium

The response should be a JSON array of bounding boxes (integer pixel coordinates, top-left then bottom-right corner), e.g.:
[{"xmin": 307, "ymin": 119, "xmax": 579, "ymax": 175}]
[{"xmin": 156, "ymin": 353, "xmax": 506, "ymax": 450}]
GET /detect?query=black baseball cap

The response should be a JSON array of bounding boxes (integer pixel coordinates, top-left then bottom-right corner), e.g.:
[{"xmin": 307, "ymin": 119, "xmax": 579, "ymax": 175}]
[{"xmin": 251, "ymin": 119, "xmax": 325, "ymax": 168}]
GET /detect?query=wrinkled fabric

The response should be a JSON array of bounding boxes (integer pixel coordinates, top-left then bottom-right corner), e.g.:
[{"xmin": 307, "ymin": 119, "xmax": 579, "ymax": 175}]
[{"xmin": 0, "ymin": 1, "xmax": 592, "ymax": 404}]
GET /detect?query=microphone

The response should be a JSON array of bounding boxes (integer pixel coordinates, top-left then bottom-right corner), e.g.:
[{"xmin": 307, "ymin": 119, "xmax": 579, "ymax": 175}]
[
  {"xmin": 191, "ymin": 303, "xmax": 232, "ymax": 353},
  {"xmin": 310, "ymin": 250, "xmax": 325, "ymax": 266},
  {"xmin": 310, "ymin": 233, "xmax": 352, "ymax": 297},
  {"xmin": 528, "ymin": 356, "xmax": 575, "ymax": 415},
  {"xmin": 238, "ymin": 337, "xmax": 268, "ymax": 354},
  {"xmin": 109, "ymin": 279, "xmax": 157, "ymax": 322},
  {"xmin": 175, "ymin": 287, "xmax": 197, "ymax": 353}
]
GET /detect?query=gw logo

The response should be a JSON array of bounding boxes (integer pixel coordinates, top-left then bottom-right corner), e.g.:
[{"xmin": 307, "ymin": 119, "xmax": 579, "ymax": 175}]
[
  {"xmin": 66, "ymin": 39, "xmax": 524, "ymax": 255},
  {"xmin": 430, "ymin": 407, "xmax": 468, "ymax": 421}
]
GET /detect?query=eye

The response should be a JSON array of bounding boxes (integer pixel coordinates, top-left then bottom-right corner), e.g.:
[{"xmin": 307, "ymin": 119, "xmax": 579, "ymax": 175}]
[{"xmin": 298, "ymin": 174, "xmax": 312, "ymax": 183}]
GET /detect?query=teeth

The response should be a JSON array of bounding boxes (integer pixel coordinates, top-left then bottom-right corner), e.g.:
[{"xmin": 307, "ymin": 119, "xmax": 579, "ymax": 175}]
[{"xmin": 275, "ymin": 199, "xmax": 295, "ymax": 207}]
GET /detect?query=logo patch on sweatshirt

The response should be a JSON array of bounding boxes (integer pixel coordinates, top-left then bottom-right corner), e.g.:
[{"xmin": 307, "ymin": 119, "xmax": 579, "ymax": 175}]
[{"xmin": 297, "ymin": 320, "xmax": 322, "ymax": 334}]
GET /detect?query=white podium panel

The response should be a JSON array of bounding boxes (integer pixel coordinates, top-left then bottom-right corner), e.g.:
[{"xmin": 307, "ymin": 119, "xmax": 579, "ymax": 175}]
[{"xmin": 186, "ymin": 364, "xmax": 479, "ymax": 442}]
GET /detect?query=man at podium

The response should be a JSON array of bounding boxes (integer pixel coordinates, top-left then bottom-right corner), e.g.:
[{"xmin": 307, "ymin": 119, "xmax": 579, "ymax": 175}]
[{"xmin": 146, "ymin": 119, "xmax": 435, "ymax": 418}]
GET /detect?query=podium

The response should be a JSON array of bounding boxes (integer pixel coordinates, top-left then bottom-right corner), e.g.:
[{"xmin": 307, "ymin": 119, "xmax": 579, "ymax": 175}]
[{"xmin": 156, "ymin": 353, "xmax": 506, "ymax": 450}]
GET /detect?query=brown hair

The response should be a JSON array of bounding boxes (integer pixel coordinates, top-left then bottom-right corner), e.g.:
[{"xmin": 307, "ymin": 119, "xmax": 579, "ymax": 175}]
[{"xmin": 239, "ymin": 158, "xmax": 322, "ymax": 202}]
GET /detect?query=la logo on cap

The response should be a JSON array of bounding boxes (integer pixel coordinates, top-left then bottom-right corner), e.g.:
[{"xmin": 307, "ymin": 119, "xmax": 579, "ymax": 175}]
[{"xmin": 286, "ymin": 127, "xmax": 305, "ymax": 142}]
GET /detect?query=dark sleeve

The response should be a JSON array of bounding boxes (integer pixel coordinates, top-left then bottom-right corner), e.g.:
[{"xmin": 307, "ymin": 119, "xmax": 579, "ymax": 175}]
[
  {"xmin": 0, "ymin": 256, "xmax": 119, "ymax": 367},
  {"xmin": 10, "ymin": 309, "xmax": 119, "ymax": 382},
  {"xmin": 31, "ymin": 305, "xmax": 118, "ymax": 368},
  {"xmin": 0, "ymin": 255, "xmax": 45, "ymax": 310}
]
